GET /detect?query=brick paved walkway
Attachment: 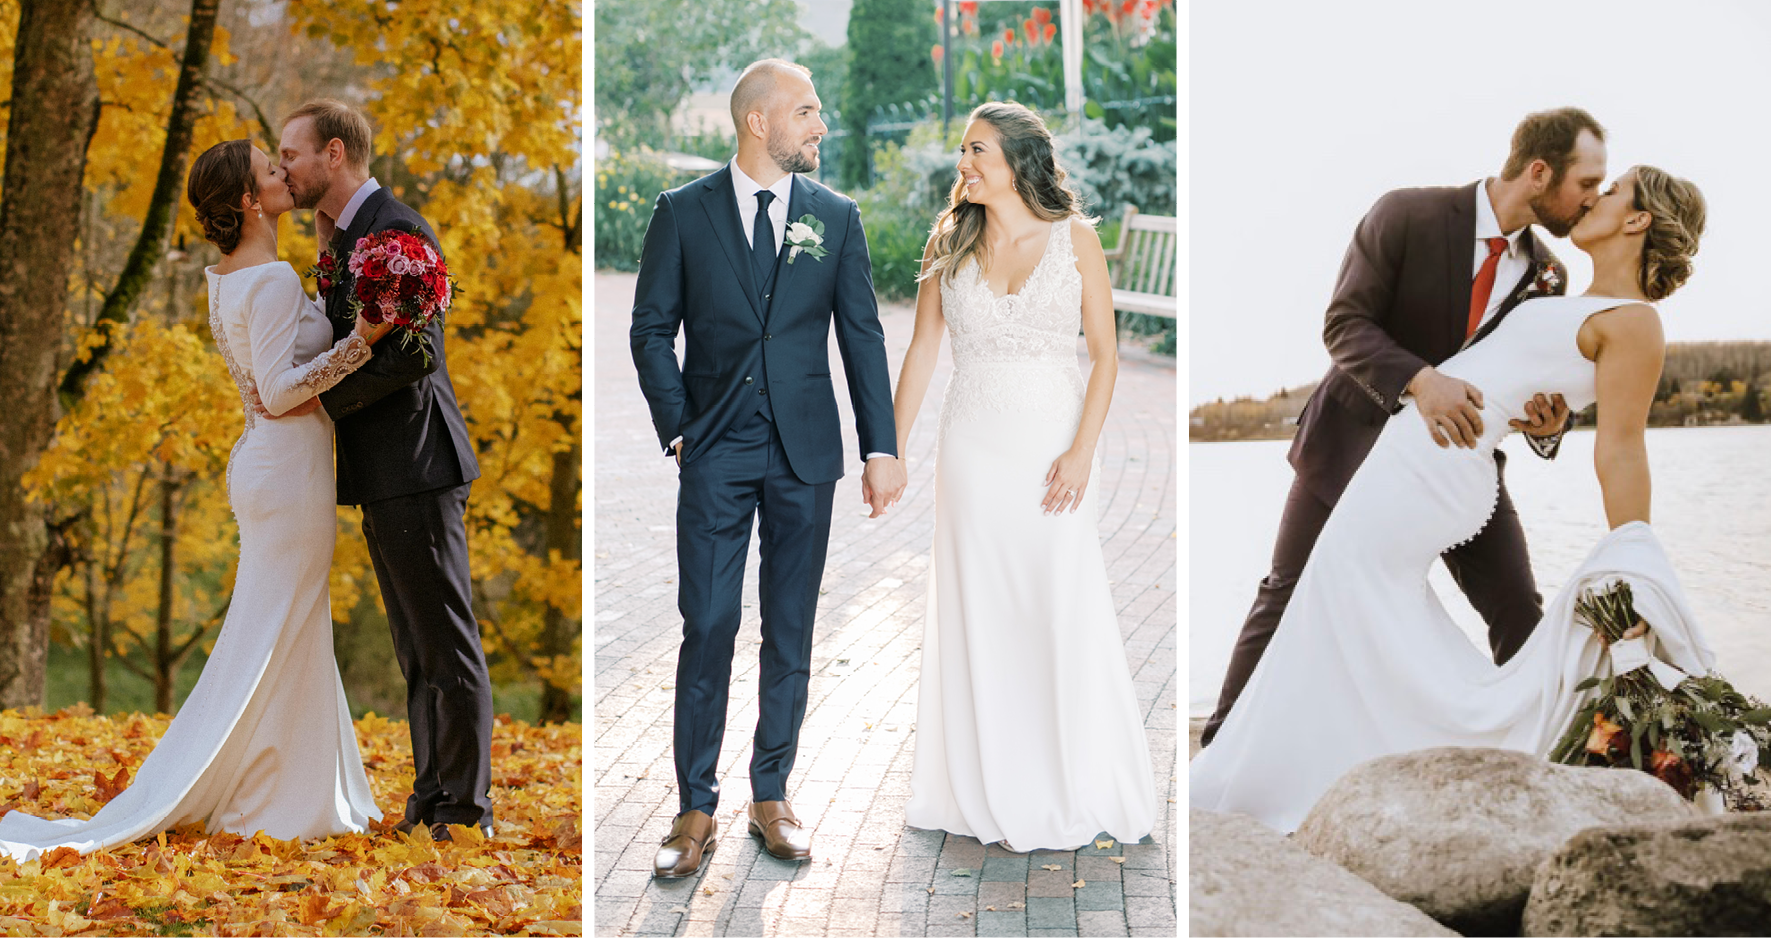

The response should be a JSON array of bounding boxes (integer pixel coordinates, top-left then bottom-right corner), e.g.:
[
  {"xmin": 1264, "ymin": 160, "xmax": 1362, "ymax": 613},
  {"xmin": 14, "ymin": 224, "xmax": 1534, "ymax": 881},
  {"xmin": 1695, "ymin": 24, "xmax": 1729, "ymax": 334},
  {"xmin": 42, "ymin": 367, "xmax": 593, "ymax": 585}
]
[{"xmin": 592, "ymin": 272, "xmax": 1178, "ymax": 937}]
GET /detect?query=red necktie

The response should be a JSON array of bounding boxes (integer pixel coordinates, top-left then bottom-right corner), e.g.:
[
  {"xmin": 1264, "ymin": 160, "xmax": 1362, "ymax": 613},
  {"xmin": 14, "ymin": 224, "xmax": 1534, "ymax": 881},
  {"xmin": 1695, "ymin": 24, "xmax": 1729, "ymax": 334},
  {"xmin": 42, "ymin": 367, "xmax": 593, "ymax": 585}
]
[{"xmin": 1467, "ymin": 237, "xmax": 1509, "ymax": 339}]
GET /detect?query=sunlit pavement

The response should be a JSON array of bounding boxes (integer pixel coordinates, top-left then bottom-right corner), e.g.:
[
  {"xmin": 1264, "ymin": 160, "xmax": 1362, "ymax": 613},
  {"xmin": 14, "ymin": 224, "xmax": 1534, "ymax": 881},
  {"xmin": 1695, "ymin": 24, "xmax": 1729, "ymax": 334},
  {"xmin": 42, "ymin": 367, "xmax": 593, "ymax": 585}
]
[{"xmin": 594, "ymin": 272, "xmax": 1176, "ymax": 936}]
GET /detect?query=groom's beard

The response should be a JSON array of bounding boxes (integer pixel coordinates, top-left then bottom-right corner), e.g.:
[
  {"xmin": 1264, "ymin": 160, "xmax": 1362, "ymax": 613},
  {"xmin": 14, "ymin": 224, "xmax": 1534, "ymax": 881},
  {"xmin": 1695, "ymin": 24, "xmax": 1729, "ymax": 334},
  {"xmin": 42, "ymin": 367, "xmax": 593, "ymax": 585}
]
[
  {"xmin": 769, "ymin": 132, "xmax": 820, "ymax": 174},
  {"xmin": 291, "ymin": 178, "xmax": 328, "ymax": 211},
  {"xmin": 1532, "ymin": 192, "xmax": 1585, "ymax": 238}
]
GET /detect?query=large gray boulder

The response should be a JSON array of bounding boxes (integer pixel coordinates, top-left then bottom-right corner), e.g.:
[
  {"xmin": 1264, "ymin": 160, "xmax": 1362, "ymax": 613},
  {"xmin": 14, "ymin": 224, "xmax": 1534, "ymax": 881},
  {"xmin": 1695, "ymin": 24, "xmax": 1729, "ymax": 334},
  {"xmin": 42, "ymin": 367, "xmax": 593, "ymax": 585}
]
[
  {"xmin": 1294, "ymin": 747, "xmax": 1695, "ymax": 936},
  {"xmin": 1523, "ymin": 812, "xmax": 1771, "ymax": 936},
  {"xmin": 1190, "ymin": 807, "xmax": 1457, "ymax": 937}
]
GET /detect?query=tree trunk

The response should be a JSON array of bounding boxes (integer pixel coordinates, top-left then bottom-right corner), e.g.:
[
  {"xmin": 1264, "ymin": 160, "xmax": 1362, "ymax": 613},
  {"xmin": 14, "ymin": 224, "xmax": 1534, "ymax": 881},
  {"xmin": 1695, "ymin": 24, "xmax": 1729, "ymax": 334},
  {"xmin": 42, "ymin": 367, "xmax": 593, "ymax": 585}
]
[
  {"xmin": 538, "ymin": 438, "xmax": 580, "ymax": 724},
  {"xmin": 86, "ymin": 562, "xmax": 106, "ymax": 713},
  {"xmin": 0, "ymin": 0, "xmax": 100, "ymax": 710},
  {"xmin": 154, "ymin": 467, "xmax": 179, "ymax": 715},
  {"xmin": 59, "ymin": 0, "xmax": 220, "ymax": 403}
]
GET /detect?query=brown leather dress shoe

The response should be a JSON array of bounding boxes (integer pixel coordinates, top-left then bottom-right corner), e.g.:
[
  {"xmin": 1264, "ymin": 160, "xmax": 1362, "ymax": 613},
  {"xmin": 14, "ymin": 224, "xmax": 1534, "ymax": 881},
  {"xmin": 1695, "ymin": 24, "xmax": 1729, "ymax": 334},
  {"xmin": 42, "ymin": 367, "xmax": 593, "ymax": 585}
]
[
  {"xmin": 748, "ymin": 800, "xmax": 811, "ymax": 860},
  {"xmin": 655, "ymin": 810, "xmax": 717, "ymax": 878}
]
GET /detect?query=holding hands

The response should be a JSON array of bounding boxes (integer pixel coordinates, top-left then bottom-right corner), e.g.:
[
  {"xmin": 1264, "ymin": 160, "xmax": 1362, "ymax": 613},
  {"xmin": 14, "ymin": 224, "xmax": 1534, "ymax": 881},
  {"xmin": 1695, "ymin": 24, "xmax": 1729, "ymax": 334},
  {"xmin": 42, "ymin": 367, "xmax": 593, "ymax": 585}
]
[
  {"xmin": 861, "ymin": 456, "xmax": 907, "ymax": 519},
  {"xmin": 1510, "ymin": 393, "xmax": 1571, "ymax": 438}
]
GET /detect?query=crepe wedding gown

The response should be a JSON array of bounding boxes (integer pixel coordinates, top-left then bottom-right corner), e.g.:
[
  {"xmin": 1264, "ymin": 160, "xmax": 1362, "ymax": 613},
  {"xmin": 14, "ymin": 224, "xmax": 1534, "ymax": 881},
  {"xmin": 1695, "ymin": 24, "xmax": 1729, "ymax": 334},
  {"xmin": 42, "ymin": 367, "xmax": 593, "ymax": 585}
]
[
  {"xmin": 1190, "ymin": 294, "xmax": 1716, "ymax": 833},
  {"xmin": 905, "ymin": 219, "xmax": 1158, "ymax": 851},
  {"xmin": 0, "ymin": 262, "xmax": 381, "ymax": 862}
]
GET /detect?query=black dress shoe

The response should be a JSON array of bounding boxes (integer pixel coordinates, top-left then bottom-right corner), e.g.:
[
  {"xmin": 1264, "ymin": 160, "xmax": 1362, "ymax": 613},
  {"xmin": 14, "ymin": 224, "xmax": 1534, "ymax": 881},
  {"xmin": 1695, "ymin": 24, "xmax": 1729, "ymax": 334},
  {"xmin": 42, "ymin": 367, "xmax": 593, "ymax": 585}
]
[
  {"xmin": 393, "ymin": 818, "xmax": 423, "ymax": 835},
  {"xmin": 430, "ymin": 821, "xmax": 494, "ymax": 841}
]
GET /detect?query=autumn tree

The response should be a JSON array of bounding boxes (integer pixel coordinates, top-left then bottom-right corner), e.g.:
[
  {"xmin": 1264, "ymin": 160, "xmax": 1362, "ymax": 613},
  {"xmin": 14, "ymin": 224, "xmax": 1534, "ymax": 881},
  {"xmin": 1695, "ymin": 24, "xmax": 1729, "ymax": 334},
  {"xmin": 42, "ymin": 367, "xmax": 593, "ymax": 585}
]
[
  {"xmin": 0, "ymin": 0, "xmax": 101, "ymax": 709},
  {"xmin": 290, "ymin": 0, "xmax": 583, "ymax": 722}
]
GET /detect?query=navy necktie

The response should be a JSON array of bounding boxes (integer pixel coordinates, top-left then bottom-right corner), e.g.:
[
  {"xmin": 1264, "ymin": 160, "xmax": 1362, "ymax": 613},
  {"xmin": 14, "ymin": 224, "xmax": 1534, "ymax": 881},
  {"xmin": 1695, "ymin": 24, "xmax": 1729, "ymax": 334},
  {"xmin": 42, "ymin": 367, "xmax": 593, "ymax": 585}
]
[{"xmin": 752, "ymin": 190, "xmax": 777, "ymax": 285}]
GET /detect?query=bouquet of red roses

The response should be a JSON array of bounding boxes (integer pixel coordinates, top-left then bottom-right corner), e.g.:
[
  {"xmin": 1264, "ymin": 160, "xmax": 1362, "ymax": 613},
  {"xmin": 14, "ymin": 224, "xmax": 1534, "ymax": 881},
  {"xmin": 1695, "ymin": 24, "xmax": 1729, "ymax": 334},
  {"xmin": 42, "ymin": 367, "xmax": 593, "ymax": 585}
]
[{"xmin": 339, "ymin": 228, "xmax": 456, "ymax": 366}]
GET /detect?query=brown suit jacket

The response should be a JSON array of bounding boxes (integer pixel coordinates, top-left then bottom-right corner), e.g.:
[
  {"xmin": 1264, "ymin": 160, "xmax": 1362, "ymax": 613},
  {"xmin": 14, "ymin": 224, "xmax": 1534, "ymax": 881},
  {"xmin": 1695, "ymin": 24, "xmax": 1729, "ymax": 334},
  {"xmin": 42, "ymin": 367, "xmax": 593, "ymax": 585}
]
[{"xmin": 1287, "ymin": 182, "xmax": 1568, "ymax": 505}]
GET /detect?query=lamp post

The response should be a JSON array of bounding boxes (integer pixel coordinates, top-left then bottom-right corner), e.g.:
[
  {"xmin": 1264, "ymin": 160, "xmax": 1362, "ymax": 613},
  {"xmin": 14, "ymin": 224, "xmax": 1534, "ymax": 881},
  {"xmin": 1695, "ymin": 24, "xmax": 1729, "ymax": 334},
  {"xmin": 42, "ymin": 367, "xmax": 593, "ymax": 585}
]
[{"xmin": 941, "ymin": 0, "xmax": 954, "ymax": 138}]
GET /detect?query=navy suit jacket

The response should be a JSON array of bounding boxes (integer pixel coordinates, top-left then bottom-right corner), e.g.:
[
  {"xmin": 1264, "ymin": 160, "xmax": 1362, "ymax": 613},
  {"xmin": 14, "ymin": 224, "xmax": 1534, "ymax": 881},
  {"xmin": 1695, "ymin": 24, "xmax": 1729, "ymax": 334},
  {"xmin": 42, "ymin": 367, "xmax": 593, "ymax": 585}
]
[
  {"xmin": 630, "ymin": 165, "xmax": 896, "ymax": 485},
  {"xmin": 317, "ymin": 187, "xmax": 480, "ymax": 506}
]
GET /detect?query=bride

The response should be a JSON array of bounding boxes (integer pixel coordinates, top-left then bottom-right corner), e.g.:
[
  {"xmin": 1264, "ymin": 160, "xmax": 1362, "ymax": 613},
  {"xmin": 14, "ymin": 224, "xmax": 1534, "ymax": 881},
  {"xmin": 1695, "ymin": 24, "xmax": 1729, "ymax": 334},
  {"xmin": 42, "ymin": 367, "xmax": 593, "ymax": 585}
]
[
  {"xmin": 0, "ymin": 140, "xmax": 384, "ymax": 861},
  {"xmin": 1191, "ymin": 165, "xmax": 1709, "ymax": 832},
  {"xmin": 890, "ymin": 102, "xmax": 1157, "ymax": 851}
]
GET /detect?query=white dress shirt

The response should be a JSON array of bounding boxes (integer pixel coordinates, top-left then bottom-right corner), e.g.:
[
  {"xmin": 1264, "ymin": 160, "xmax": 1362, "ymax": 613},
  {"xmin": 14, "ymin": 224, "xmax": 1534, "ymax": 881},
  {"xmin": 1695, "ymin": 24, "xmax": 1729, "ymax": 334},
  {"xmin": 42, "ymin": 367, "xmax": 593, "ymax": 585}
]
[
  {"xmin": 731, "ymin": 160, "xmax": 793, "ymax": 252},
  {"xmin": 1471, "ymin": 178, "xmax": 1531, "ymax": 333},
  {"xmin": 335, "ymin": 177, "xmax": 381, "ymax": 232}
]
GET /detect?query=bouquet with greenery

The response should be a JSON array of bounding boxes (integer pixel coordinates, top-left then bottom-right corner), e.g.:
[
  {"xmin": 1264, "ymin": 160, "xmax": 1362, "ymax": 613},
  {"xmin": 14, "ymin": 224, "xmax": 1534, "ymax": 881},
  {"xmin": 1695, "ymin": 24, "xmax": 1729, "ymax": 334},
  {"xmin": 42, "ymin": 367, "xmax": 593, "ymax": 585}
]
[{"xmin": 1549, "ymin": 581, "xmax": 1771, "ymax": 810}]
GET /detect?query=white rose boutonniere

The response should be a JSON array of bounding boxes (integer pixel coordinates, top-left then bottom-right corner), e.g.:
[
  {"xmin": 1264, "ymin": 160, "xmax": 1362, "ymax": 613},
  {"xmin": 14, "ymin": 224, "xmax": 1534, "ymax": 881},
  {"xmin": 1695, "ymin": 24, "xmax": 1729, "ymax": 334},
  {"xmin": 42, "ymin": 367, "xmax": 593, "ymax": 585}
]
[{"xmin": 785, "ymin": 214, "xmax": 828, "ymax": 264}]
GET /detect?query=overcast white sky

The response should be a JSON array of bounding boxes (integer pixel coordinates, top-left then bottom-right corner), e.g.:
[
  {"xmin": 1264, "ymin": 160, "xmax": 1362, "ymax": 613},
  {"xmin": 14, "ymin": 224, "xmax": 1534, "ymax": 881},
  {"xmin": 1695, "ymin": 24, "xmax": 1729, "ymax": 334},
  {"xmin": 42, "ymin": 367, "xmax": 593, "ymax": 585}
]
[{"xmin": 1188, "ymin": 0, "xmax": 1771, "ymax": 405}]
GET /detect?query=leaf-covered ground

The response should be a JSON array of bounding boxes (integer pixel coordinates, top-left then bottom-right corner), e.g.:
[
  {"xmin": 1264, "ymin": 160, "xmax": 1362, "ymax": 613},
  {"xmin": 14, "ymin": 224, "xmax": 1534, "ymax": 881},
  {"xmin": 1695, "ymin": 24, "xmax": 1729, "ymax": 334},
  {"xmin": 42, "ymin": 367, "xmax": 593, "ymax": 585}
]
[{"xmin": 0, "ymin": 707, "xmax": 581, "ymax": 936}]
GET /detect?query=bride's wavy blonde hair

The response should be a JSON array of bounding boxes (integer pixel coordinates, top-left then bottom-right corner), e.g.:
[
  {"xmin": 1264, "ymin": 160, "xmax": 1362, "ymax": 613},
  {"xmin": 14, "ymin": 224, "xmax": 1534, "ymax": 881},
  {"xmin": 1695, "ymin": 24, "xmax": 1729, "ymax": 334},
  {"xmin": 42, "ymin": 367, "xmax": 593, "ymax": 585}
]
[
  {"xmin": 1630, "ymin": 165, "xmax": 1706, "ymax": 301},
  {"xmin": 919, "ymin": 102, "xmax": 1094, "ymax": 285}
]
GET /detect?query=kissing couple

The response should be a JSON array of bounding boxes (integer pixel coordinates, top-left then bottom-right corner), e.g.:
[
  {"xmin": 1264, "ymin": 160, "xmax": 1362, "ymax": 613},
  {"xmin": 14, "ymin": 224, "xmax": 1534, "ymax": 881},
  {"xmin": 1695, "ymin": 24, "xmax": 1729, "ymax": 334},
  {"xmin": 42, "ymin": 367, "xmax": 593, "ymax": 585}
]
[
  {"xmin": 629, "ymin": 58, "xmax": 1161, "ymax": 877},
  {"xmin": 1192, "ymin": 107, "xmax": 1725, "ymax": 831},
  {"xmin": 1, "ymin": 99, "xmax": 492, "ymax": 861}
]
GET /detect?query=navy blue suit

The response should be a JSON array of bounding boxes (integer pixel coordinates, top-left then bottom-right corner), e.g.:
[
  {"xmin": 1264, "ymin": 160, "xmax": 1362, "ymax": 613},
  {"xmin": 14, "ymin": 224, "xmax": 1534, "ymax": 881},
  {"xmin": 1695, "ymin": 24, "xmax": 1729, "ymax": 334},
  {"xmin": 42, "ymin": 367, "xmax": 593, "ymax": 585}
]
[
  {"xmin": 317, "ymin": 187, "xmax": 492, "ymax": 829},
  {"xmin": 631, "ymin": 165, "xmax": 896, "ymax": 815}
]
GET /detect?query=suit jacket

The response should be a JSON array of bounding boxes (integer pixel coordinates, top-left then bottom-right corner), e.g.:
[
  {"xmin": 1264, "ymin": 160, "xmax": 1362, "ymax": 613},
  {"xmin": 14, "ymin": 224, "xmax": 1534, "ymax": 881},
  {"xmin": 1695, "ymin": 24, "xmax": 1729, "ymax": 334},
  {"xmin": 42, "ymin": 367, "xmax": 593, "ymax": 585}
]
[
  {"xmin": 1288, "ymin": 182, "xmax": 1568, "ymax": 506},
  {"xmin": 629, "ymin": 165, "xmax": 896, "ymax": 485},
  {"xmin": 317, "ymin": 187, "xmax": 480, "ymax": 506}
]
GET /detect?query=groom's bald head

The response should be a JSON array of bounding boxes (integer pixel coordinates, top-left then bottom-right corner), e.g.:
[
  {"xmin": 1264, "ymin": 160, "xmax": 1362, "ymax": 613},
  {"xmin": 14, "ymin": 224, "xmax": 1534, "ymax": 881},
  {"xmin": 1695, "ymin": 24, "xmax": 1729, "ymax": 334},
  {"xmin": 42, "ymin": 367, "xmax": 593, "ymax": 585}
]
[{"xmin": 730, "ymin": 59, "xmax": 813, "ymax": 139}]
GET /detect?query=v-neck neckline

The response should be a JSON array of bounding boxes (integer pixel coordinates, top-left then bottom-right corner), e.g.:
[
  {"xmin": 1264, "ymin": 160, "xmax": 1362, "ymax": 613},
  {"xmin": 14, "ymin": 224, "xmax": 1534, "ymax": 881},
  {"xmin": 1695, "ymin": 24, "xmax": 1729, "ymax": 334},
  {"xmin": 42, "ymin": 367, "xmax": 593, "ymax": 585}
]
[{"xmin": 979, "ymin": 220, "xmax": 1059, "ymax": 302}]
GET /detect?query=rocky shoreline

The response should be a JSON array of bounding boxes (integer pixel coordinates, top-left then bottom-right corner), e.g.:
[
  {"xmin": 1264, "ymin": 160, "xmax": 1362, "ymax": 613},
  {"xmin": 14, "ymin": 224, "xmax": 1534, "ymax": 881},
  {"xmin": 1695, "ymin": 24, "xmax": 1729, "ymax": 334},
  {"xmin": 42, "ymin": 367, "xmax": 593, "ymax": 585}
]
[{"xmin": 1187, "ymin": 718, "xmax": 1771, "ymax": 936}]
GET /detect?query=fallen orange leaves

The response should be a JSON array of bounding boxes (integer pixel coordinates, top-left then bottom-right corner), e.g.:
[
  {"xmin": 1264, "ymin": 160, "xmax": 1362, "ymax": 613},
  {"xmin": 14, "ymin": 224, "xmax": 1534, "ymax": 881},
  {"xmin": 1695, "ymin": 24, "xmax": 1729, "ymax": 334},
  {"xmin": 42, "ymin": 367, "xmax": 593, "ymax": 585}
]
[{"xmin": 0, "ymin": 707, "xmax": 582, "ymax": 936}]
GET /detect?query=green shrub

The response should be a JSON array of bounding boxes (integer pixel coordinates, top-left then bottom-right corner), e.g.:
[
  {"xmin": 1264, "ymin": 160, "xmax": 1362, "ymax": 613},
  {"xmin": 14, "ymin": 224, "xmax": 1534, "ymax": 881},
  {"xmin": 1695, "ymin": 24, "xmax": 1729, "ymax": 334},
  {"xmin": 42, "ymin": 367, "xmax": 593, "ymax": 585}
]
[
  {"xmin": 1056, "ymin": 117, "xmax": 1177, "ymax": 224},
  {"xmin": 593, "ymin": 149, "xmax": 705, "ymax": 272}
]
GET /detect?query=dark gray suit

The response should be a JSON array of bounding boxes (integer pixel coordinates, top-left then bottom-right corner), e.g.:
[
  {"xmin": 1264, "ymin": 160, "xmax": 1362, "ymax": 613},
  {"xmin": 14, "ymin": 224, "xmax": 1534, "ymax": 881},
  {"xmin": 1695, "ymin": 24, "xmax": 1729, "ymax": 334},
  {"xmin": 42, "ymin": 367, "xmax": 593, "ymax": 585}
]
[{"xmin": 318, "ymin": 186, "xmax": 492, "ymax": 828}]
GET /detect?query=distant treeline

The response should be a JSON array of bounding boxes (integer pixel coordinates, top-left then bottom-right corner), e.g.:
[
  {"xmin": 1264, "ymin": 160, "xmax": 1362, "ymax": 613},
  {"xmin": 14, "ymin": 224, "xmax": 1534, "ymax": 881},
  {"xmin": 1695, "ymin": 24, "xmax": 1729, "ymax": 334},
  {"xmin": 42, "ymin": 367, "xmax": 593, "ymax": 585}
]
[{"xmin": 1191, "ymin": 341, "xmax": 1771, "ymax": 442}]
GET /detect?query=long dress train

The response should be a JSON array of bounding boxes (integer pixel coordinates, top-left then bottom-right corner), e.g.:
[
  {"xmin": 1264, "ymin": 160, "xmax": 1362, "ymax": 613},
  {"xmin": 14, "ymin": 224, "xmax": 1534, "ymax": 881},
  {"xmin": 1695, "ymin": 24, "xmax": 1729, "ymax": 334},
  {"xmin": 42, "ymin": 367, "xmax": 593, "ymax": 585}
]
[
  {"xmin": 1190, "ymin": 294, "xmax": 1715, "ymax": 833},
  {"xmin": 906, "ymin": 219, "xmax": 1158, "ymax": 851},
  {"xmin": 0, "ymin": 262, "xmax": 381, "ymax": 862}
]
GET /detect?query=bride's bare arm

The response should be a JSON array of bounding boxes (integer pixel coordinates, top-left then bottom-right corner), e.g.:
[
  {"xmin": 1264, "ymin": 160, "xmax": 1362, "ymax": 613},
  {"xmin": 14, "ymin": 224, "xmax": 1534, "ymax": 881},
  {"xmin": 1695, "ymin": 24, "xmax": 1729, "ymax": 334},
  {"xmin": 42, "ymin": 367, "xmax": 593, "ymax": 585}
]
[
  {"xmin": 1042, "ymin": 218, "xmax": 1117, "ymax": 513},
  {"xmin": 1583, "ymin": 303, "xmax": 1664, "ymax": 528},
  {"xmin": 890, "ymin": 240, "xmax": 949, "ymax": 459}
]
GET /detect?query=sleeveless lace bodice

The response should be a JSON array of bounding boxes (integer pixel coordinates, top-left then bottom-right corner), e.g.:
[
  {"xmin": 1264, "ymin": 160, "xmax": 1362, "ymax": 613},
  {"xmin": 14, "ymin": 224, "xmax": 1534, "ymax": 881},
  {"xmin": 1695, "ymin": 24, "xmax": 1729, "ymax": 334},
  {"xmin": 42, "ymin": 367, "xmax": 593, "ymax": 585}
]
[{"xmin": 937, "ymin": 219, "xmax": 1086, "ymax": 436}]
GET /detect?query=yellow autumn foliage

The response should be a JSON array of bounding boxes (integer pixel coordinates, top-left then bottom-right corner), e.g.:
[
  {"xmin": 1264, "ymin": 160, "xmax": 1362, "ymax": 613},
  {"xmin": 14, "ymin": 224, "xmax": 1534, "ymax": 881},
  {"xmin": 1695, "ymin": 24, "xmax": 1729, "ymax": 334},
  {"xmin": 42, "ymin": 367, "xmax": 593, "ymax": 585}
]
[
  {"xmin": 0, "ymin": 706, "xmax": 582, "ymax": 936},
  {"xmin": 16, "ymin": 1, "xmax": 581, "ymax": 714}
]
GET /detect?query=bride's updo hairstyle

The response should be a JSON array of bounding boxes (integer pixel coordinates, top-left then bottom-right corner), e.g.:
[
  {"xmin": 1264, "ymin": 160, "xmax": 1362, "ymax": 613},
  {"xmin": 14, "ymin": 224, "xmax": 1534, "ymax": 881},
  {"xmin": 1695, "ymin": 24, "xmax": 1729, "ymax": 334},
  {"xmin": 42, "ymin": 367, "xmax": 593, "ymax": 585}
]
[
  {"xmin": 920, "ymin": 102, "xmax": 1093, "ymax": 285},
  {"xmin": 186, "ymin": 139, "xmax": 257, "ymax": 255},
  {"xmin": 1632, "ymin": 165, "xmax": 1706, "ymax": 301}
]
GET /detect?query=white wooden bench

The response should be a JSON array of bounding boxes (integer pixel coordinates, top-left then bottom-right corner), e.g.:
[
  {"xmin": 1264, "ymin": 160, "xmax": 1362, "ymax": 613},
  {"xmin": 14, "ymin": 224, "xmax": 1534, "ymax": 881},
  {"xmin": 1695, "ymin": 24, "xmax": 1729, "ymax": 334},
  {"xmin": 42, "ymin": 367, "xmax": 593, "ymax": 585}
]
[{"xmin": 1101, "ymin": 204, "xmax": 1176, "ymax": 321}]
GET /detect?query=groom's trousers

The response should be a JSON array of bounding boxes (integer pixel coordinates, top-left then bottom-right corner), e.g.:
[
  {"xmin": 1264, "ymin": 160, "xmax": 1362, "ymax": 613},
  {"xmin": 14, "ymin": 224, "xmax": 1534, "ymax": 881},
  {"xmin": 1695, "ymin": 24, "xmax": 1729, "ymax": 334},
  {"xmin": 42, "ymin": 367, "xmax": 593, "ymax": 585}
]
[
  {"xmin": 673, "ymin": 409, "xmax": 836, "ymax": 817},
  {"xmin": 360, "ymin": 482, "xmax": 496, "ymax": 827},
  {"xmin": 1202, "ymin": 452, "xmax": 1542, "ymax": 746}
]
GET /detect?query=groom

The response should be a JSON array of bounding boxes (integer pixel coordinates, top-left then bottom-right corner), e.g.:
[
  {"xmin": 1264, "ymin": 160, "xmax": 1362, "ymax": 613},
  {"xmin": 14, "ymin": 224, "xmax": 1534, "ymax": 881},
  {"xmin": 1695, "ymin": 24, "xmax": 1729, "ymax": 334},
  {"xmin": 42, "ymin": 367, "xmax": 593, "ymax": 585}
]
[
  {"xmin": 631, "ymin": 59, "xmax": 904, "ymax": 877},
  {"xmin": 272, "ymin": 100, "xmax": 494, "ymax": 839},
  {"xmin": 1201, "ymin": 107, "xmax": 1609, "ymax": 747}
]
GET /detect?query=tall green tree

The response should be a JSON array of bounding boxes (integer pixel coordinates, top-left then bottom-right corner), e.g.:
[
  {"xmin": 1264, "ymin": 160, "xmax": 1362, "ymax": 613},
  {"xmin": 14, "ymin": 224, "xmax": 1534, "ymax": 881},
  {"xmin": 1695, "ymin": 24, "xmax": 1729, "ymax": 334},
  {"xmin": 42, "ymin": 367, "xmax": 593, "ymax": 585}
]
[
  {"xmin": 594, "ymin": 0, "xmax": 806, "ymax": 150},
  {"xmin": 841, "ymin": 0, "xmax": 937, "ymax": 188}
]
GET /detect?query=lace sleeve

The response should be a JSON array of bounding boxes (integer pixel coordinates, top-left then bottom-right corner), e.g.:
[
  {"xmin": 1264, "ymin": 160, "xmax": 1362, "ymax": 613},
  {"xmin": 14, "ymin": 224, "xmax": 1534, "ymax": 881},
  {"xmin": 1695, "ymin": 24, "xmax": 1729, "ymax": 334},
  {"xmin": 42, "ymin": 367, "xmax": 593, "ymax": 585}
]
[
  {"xmin": 247, "ymin": 267, "xmax": 372, "ymax": 415},
  {"xmin": 288, "ymin": 333, "xmax": 372, "ymax": 396}
]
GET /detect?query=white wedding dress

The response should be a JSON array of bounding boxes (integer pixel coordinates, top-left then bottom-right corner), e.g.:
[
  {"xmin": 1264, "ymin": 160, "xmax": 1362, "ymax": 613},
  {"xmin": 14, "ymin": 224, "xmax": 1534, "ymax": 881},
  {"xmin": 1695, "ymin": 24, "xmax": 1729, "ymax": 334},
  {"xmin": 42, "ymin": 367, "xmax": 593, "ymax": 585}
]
[
  {"xmin": 905, "ymin": 219, "xmax": 1158, "ymax": 850},
  {"xmin": 1191, "ymin": 294, "xmax": 1717, "ymax": 833},
  {"xmin": 0, "ymin": 262, "xmax": 381, "ymax": 862}
]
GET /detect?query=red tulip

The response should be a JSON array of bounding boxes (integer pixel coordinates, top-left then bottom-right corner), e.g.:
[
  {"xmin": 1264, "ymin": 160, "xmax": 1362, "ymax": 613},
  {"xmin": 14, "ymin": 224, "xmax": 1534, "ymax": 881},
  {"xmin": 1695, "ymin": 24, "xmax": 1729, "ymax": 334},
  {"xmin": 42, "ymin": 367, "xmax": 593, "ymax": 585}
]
[
  {"xmin": 1003, "ymin": 27, "xmax": 1015, "ymax": 44},
  {"xmin": 960, "ymin": 0, "xmax": 978, "ymax": 16},
  {"xmin": 1043, "ymin": 23, "xmax": 1057, "ymax": 43},
  {"xmin": 931, "ymin": 44, "xmax": 944, "ymax": 64},
  {"xmin": 1033, "ymin": 6, "xmax": 1052, "ymax": 24},
  {"xmin": 992, "ymin": 39, "xmax": 1004, "ymax": 60},
  {"xmin": 1024, "ymin": 18, "xmax": 1037, "ymax": 45}
]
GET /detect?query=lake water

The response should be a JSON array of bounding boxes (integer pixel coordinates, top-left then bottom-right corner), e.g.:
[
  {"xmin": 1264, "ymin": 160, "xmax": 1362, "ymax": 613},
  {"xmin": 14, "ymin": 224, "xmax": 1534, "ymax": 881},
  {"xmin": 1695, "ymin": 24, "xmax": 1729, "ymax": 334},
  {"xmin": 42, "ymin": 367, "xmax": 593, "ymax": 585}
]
[{"xmin": 1191, "ymin": 425, "xmax": 1771, "ymax": 715}]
